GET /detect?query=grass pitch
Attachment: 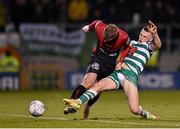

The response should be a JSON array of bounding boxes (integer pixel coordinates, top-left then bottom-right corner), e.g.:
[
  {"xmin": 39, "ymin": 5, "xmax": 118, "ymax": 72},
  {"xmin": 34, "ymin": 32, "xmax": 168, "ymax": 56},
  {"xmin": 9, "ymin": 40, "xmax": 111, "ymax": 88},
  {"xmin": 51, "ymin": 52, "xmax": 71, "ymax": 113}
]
[{"xmin": 0, "ymin": 90, "xmax": 180, "ymax": 128}]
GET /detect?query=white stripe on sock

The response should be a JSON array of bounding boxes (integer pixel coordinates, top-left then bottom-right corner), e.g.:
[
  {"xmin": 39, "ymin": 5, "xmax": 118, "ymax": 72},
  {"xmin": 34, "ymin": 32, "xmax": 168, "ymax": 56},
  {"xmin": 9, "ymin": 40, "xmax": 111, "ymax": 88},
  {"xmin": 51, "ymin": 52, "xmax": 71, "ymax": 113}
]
[
  {"xmin": 86, "ymin": 92, "xmax": 95, "ymax": 99},
  {"xmin": 84, "ymin": 94, "xmax": 90, "ymax": 100},
  {"xmin": 87, "ymin": 90, "xmax": 97, "ymax": 96},
  {"xmin": 77, "ymin": 99, "xmax": 82, "ymax": 104}
]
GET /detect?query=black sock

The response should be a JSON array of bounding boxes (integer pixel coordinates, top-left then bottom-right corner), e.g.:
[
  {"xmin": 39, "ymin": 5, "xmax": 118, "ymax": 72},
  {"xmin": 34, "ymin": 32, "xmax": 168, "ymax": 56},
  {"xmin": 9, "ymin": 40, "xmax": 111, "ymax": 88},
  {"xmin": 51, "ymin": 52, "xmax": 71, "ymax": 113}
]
[
  {"xmin": 71, "ymin": 85, "xmax": 86, "ymax": 99},
  {"xmin": 87, "ymin": 93, "xmax": 101, "ymax": 107}
]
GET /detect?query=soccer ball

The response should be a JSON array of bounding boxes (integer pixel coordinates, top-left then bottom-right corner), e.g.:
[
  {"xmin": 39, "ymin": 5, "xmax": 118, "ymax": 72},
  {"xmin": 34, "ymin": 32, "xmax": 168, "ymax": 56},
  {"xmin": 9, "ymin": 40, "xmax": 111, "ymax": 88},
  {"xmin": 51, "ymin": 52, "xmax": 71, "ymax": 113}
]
[{"xmin": 28, "ymin": 100, "xmax": 45, "ymax": 117}]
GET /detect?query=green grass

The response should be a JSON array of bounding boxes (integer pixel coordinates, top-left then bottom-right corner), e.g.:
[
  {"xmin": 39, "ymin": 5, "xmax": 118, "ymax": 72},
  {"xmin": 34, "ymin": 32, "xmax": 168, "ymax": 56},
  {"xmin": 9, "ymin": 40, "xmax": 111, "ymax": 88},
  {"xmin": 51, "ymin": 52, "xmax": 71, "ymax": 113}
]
[{"xmin": 0, "ymin": 90, "xmax": 180, "ymax": 128}]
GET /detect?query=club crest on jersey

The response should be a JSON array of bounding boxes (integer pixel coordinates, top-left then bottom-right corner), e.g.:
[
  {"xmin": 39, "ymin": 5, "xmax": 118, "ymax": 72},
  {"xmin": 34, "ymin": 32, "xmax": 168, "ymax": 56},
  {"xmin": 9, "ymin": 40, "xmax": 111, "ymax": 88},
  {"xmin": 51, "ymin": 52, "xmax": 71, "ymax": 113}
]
[{"xmin": 91, "ymin": 62, "xmax": 100, "ymax": 70}]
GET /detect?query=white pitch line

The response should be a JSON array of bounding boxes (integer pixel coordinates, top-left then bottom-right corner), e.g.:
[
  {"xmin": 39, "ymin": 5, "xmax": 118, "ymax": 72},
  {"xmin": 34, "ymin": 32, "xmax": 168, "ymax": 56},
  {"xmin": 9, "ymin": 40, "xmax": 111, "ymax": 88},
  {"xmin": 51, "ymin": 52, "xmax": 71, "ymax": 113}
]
[
  {"xmin": 0, "ymin": 113, "xmax": 68, "ymax": 121},
  {"xmin": 0, "ymin": 113, "xmax": 180, "ymax": 127}
]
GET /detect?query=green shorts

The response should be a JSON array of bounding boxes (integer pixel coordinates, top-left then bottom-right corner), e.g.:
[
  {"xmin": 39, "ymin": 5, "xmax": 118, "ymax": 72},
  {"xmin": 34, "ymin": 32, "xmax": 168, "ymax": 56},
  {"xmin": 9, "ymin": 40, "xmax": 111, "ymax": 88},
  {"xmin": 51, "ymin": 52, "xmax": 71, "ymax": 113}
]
[{"xmin": 108, "ymin": 68, "xmax": 138, "ymax": 89}]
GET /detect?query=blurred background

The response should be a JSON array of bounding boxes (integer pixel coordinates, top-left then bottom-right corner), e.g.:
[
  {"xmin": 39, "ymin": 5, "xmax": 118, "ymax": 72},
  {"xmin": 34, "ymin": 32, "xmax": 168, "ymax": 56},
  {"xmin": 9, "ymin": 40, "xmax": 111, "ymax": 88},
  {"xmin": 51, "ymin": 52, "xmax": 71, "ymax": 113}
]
[{"xmin": 0, "ymin": 0, "xmax": 180, "ymax": 91}]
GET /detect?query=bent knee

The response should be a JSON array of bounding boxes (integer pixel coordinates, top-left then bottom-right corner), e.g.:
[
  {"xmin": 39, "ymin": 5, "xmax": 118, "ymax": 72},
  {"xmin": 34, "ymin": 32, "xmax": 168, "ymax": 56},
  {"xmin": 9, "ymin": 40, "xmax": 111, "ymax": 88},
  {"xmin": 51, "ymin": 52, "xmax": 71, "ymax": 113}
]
[
  {"xmin": 81, "ymin": 79, "xmax": 96, "ymax": 89},
  {"xmin": 82, "ymin": 82, "xmax": 94, "ymax": 89},
  {"xmin": 81, "ymin": 73, "xmax": 97, "ymax": 89}
]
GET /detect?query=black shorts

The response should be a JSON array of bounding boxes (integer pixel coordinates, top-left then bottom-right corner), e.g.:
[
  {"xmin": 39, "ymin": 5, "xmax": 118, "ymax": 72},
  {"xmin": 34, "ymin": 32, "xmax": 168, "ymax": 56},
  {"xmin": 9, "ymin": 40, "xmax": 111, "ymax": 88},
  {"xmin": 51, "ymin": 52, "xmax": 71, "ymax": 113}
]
[{"xmin": 86, "ymin": 55, "xmax": 117, "ymax": 81}]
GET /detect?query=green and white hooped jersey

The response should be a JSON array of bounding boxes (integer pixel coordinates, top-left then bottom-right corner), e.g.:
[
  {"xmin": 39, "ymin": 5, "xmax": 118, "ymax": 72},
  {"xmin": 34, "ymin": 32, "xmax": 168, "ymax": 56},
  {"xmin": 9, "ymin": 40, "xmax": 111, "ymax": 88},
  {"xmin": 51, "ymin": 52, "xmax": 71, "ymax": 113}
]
[{"xmin": 124, "ymin": 40, "xmax": 153, "ymax": 76}]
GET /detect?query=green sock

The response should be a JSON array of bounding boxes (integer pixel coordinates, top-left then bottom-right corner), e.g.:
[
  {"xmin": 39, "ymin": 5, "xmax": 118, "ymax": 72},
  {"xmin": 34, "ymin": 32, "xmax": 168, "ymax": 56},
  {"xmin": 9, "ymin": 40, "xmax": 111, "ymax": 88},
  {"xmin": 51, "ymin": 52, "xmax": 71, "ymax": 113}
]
[{"xmin": 78, "ymin": 90, "xmax": 97, "ymax": 104}]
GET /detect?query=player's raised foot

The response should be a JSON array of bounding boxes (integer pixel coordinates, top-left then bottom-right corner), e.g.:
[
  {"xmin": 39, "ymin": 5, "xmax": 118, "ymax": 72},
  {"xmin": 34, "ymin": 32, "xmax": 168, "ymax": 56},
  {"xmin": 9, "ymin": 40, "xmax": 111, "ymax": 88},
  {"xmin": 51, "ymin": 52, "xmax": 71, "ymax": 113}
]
[
  {"xmin": 63, "ymin": 99, "xmax": 80, "ymax": 110},
  {"xmin": 83, "ymin": 105, "xmax": 90, "ymax": 119},
  {"xmin": 64, "ymin": 106, "xmax": 77, "ymax": 115},
  {"xmin": 144, "ymin": 112, "xmax": 160, "ymax": 120}
]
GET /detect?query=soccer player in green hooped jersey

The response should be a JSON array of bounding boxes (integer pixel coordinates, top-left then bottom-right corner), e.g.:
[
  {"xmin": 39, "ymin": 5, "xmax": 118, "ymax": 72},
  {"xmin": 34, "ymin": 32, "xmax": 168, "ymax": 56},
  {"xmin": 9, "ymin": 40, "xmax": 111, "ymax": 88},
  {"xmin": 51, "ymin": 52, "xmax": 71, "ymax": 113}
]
[{"xmin": 63, "ymin": 20, "xmax": 161, "ymax": 120}]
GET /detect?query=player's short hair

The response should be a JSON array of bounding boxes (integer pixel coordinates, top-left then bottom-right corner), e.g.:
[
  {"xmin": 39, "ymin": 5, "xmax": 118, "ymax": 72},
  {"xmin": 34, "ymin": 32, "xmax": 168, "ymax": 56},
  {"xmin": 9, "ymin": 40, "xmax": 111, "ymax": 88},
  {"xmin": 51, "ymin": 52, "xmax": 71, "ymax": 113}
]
[{"xmin": 103, "ymin": 24, "xmax": 119, "ymax": 42}]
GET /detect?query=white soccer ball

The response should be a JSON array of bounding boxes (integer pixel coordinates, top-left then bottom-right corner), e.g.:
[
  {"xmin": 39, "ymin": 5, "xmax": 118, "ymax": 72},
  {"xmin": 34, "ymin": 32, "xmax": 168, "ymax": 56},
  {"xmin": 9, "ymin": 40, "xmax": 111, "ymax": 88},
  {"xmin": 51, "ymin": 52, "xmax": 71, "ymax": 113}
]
[{"xmin": 28, "ymin": 100, "xmax": 45, "ymax": 117}]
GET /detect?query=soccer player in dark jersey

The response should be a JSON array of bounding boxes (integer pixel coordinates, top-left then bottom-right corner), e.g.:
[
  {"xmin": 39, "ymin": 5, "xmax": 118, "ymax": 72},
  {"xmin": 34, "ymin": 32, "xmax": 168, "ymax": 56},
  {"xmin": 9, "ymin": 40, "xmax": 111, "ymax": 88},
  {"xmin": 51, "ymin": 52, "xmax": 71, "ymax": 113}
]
[{"xmin": 64, "ymin": 20, "xmax": 130, "ymax": 119}]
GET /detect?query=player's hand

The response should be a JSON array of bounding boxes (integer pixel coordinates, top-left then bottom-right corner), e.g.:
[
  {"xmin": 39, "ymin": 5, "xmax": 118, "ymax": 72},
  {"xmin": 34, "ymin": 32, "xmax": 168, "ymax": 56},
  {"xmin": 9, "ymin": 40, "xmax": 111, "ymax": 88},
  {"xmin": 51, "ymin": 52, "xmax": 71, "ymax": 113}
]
[
  {"xmin": 82, "ymin": 25, "xmax": 89, "ymax": 32},
  {"xmin": 147, "ymin": 20, "xmax": 157, "ymax": 35},
  {"xmin": 115, "ymin": 62, "xmax": 122, "ymax": 70}
]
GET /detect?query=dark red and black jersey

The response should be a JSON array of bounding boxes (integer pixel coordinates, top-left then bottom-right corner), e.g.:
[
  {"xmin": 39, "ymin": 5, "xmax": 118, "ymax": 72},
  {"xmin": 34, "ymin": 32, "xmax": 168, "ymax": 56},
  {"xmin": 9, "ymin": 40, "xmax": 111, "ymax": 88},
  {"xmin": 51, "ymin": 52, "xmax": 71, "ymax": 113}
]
[{"xmin": 88, "ymin": 20, "xmax": 129, "ymax": 58}]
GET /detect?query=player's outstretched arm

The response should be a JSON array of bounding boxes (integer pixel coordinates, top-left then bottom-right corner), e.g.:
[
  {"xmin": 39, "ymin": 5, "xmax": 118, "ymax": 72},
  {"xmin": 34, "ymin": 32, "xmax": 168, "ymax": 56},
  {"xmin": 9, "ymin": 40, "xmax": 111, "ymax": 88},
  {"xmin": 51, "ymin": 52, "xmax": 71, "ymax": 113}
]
[
  {"xmin": 82, "ymin": 20, "xmax": 102, "ymax": 32},
  {"xmin": 147, "ymin": 20, "xmax": 161, "ymax": 49}
]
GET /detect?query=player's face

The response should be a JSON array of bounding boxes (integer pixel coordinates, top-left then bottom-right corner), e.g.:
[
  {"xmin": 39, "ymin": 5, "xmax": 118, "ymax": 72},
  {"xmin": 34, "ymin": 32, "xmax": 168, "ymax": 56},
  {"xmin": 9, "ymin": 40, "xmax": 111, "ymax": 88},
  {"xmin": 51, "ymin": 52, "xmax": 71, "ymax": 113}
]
[{"xmin": 138, "ymin": 29, "xmax": 153, "ymax": 43}]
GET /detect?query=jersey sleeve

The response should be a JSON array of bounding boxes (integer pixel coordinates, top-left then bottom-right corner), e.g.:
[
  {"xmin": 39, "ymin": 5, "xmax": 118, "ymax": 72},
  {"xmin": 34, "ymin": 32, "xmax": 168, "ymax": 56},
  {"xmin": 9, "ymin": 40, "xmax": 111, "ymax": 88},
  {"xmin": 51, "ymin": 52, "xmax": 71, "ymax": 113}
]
[
  {"xmin": 94, "ymin": 21, "xmax": 106, "ymax": 43},
  {"xmin": 88, "ymin": 20, "xmax": 102, "ymax": 30},
  {"xmin": 118, "ymin": 29, "xmax": 130, "ymax": 46},
  {"xmin": 117, "ymin": 44, "xmax": 130, "ymax": 64},
  {"xmin": 115, "ymin": 30, "xmax": 130, "ymax": 64}
]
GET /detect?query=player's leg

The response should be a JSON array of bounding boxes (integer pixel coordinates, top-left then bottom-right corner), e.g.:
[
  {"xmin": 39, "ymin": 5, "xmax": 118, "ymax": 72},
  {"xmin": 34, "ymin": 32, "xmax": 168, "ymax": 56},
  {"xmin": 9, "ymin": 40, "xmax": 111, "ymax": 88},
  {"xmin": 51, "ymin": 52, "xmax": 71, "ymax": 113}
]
[
  {"xmin": 64, "ymin": 60, "xmax": 100, "ymax": 114},
  {"xmin": 71, "ymin": 73, "xmax": 97, "ymax": 99},
  {"xmin": 71, "ymin": 58, "xmax": 100, "ymax": 99},
  {"xmin": 122, "ymin": 79, "xmax": 160, "ymax": 120},
  {"xmin": 63, "ymin": 70, "xmax": 124, "ymax": 115},
  {"xmin": 63, "ymin": 77, "xmax": 118, "ymax": 109},
  {"xmin": 77, "ymin": 72, "xmax": 101, "ymax": 119},
  {"xmin": 122, "ymin": 79, "xmax": 142, "ymax": 115},
  {"xmin": 84, "ymin": 62, "xmax": 115, "ymax": 119},
  {"xmin": 63, "ymin": 70, "xmax": 123, "ymax": 109},
  {"xmin": 64, "ymin": 72, "xmax": 97, "ymax": 114},
  {"xmin": 83, "ymin": 74, "xmax": 103, "ymax": 119},
  {"xmin": 83, "ymin": 93, "xmax": 101, "ymax": 119}
]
